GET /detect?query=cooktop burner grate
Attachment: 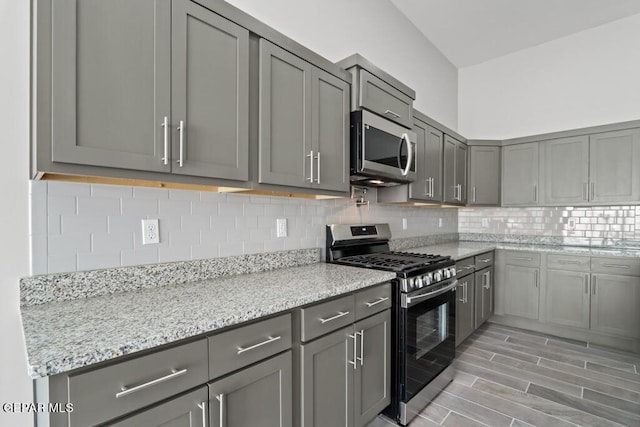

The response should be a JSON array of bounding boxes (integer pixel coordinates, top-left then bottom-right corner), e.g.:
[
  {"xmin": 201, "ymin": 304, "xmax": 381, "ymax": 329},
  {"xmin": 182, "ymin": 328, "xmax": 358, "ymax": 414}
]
[{"xmin": 336, "ymin": 251, "xmax": 450, "ymax": 272}]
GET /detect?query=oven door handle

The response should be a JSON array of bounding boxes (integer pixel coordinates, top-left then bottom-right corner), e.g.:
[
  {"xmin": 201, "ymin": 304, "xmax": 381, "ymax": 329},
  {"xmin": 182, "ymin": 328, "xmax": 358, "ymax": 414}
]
[{"xmin": 402, "ymin": 280, "xmax": 458, "ymax": 308}]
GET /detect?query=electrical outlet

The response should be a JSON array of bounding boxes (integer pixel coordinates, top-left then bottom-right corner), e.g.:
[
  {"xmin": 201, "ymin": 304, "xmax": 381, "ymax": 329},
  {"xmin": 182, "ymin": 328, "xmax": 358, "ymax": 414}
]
[
  {"xmin": 402, "ymin": 218, "xmax": 408, "ymax": 230},
  {"xmin": 568, "ymin": 218, "xmax": 576, "ymax": 230},
  {"xmin": 482, "ymin": 218, "xmax": 489, "ymax": 228},
  {"xmin": 438, "ymin": 218, "xmax": 443, "ymax": 228},
  {"xmin": 276, "ymin": 218, "xmax": 288, "ymax": 238},
  {"xmin": 141, "ymin": 219, "xmax": 160, "ymax": 245}
]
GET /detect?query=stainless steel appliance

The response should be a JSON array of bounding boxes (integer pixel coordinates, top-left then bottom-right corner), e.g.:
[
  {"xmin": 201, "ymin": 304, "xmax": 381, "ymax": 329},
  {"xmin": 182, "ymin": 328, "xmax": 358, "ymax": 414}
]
[
  {"xmin": 350, "ymin": 110, "xmax": 417, "ymax": 187},
  {"xmin": 326, "ymin": 224, "xmax": 456, "ymax": 426}
]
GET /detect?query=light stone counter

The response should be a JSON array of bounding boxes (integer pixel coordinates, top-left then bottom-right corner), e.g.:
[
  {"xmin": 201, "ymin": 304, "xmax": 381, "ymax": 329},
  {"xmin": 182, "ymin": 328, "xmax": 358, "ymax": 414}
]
[{"xmin": 21, "ymin": 263, "xmax": 394, "ymax": 378}]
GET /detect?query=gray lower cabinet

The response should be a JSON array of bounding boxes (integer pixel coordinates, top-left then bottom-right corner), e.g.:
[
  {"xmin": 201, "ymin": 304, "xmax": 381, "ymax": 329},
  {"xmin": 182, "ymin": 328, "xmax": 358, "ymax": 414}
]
[
  {"xmin": 455, "ymin": 273, "xmax": 475, "ymax": 346},
  {"xmin": 589, "ymin": 129, "xmax": 640, "ymax": 203},
  {"xmin": 503, "ymin": 264, "xmax": 539, "ymax": 320},
  {"xmin": 468, "ymin": 146, "xmax": 500, "ymax": 206},
  {"xmin": 502, "ymin": 142, "xmax": 539, "ymax": 206},
  {"xmin": 258, "ymin": 39, "xmax": 349, "ymax": 192},
  {"xmin": 209, "ymin": 351, "xmax": 292, "ymax": 427},
  {"xmin": 50, "ymin": 0, "xmax": 249, "ymax": 180},
  {"xmin": 541, "ymin": 136, "xmax": 589, "ymax": 205},
  {"xmin": 108, "ymin": 387, "xmax": 207, "ymax": 427},
  {"xmin": 443, "ymin": 136, "xmax": 467, "ymax": 204},
  {"xmin": 544, "ymin": 269, "xmax": 590, "ymax": 329},
  {"xmin": 474, "ymin": 267, "xmax": 494, "ymax": 328},
  {"xmin": 590, "ymin": 274, "xmax": 640, "ymax": 338}
]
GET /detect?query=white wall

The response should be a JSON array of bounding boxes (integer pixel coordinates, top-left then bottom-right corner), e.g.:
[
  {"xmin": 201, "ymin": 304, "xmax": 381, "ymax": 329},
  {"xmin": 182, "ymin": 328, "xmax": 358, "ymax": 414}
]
[
  {"xmin": 458, "ymin": 13, "xmax": 640, "ymax": 140},
  {"xmin": 225, "ymin": 0, "xmax": 458, "ymax": 130},
  {"xmin": 0, "ymin": 0, "xmax": 34, "ymax": 425}
]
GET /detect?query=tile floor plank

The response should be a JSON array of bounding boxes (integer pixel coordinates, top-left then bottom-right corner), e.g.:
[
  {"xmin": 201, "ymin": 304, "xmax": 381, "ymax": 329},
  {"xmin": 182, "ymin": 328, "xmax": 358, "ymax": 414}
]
[
  {"xmin": 452, "ymin": 370, "xmax": 478, "ymax": 387},
  {"xmin": 586, "ymin": 361, "xmax": 640, "ymax": 383},
  {"xmin": 442, "ymin": 411, "xmax": 490, "ymax": 427},
  {"xmin": 460, "ymin": 339, "xmax": 540, "ymax": 364},
  {"xmin": 582, "ymin": 388, "xmax": 640, "ymax": 415},
  {"xmin": 419, "ymin": 401, "xmax": 450, "ymax": 424},
  {"xmin": 431, "ymin": 390, "xmax": 512, "ymax": 427},
  {"xmin": 454, "ymin": 359, "xmax": 530, "ymax": 392},
  {"xmin": 538, "ymin": 358, "xmax": 640, "ymax": 393}
]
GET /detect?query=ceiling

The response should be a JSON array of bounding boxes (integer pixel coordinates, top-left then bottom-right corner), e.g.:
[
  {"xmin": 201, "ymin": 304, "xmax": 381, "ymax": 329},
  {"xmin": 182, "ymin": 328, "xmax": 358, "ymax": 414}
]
[{"xmin": 390, "ymin": 0, "xmax": 640, "ymax": 68}]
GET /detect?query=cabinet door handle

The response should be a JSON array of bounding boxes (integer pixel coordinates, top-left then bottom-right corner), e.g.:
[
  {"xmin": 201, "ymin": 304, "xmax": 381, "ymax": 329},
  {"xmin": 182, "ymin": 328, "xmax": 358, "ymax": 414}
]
[
  {"xmin": 384, "ymin": 109, "xmax": 400, "ymax": 118},
  {"xmin": 534, "ymin": 270, "xmax": 538, "ymax": 288},
  {"xmin": 177, "ymin": 120, "xmax": 185, "ymax": 167},
  {"xmin": 315, "ymin": 151, "xmax": 321, "ymax": 184},
  {"xmin": 161, "ymin": 116, "xmax": 169, "ymax": 165},
  {"xmin": 590, "ymin": 182, "xmax": 595, "ymax": 200},
  {"xmin": 237, "ymin": 335, "xmax": 281, "ymax": 355},
  {"xmin": 306, "ymin": 150, "xmax": 314, "ymax": 182},
  {"xmin": 558, "ymin": 260, "xmax": 580, "ymax": 265},
  {"xmin": 464, "ymin": 282, "xmax": 468, "ymax": 303},
  {"xmin": 484, "ymin": 271, "xmax": 491, "ymax": 289},
  {"xmin": 116, "ymin": 368, "xmax": 187, "ymax": 398},
  {"xmin": 592, "ymin": 276, "xmax": 597, "ymax": 295},
  {"xmin": 533, "ymin": 185, "xmax": 538, "ymax": 202},
  {"xmin": 425, "ymin": 179, "xmax": 429, "ymax": 196},
  {"xmin": 430, "ymin": 177, "xmax": 435, "ymax": 198},
  {"xmin": 365, "ymin": 297, "xmax": 389, "ymax": 307},
  {"xmin": 348, "ymin": 333, "xmax": 357, "ymax": 370},
  {"xmin": 584, "ymin": 276, "xmax": 589, "ymax": 294},
  {"xmin": 472, "ymin": 187, "xmax": 476, "ymax": 203},
  {"xmin": 602, "ymin": 263, "xmax": 630, "ymax": 269},
  {"xmin": 319, "ymin": 311, "xmax": 350, "ymax": 324},
  {"xmin": 458, "ymin": 284, "xmax": 465, "ymax": 302},
  {"xmin": 216, "ymin": 393, "xmax": 225, "ymax": 427},
  {"xmin": 198, "ymin": 401, "xmax": 207, "ymax": 427},
  {"xmin": 583, "ymin": 182, "xmax": 588, "ymax": 201},
  {"xmin": 357, "ymin": 329, "xmax": 364, "ymax": 366}
]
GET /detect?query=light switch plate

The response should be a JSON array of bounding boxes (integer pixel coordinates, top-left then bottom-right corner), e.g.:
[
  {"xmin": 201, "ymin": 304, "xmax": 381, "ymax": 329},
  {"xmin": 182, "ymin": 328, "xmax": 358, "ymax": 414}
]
[
  {"xmin": 402, "ymin": 218, "xmax": 408, "ymax": 230},
  {"xmin": 276, "ymin": 218, "xmax": 287, "ymax": 238},
  {"xmin": 141, "ymin": 219, "xmax": 160, "ymax": 245}
]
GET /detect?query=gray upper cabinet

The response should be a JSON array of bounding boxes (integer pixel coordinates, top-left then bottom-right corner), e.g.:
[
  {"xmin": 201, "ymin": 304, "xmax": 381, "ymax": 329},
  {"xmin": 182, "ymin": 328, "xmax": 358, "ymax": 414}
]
[
  {"xmin": 502, "ymin": 143, "xmax": 539, "ymax": 206},
  {"xmin": 409, "ymin": 120, "xmax": 443, "ymax": 202},
  {"xmin": 51, "ymin": 0, "xmax": 171, "ymax": 172},
  {"xmin": 541, "ymin": 136, "xmax": 589, "ymax": 205},
  {"xmin": 171, "ymin": 0, "xmax": 249, "ymax": 180},
  {"xmin": 443, "ymin": 136, "xmax": 467, "ymax": 204},
  {"xmin": 468, "ymin": 146, "xmax": 500, "ymax": 206},
  {"xmin": 259, "ymin": 39, "xmax": 312, "ymax": 188},
  {"xmin": 589, "ymin": 129, "xmax": 640, "ymax": 203},
  {"xmin": 259, "ymin": 39, "xmax": 349, "ymax": 192},
  {"xmin": 357, "ymin": 70, "xmax": 413, "ymax": 129},
  {"xmin": 50, "ymin": 0, "xmax": 249, "ymax": 181}
]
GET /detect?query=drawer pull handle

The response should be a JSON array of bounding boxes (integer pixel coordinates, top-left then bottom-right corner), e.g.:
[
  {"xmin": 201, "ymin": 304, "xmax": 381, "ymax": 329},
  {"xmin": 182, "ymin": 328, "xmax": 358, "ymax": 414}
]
[
  {"xmin": 479, "ymin": 259, "xmax": 491, "ymax": 263},
  {"xmin": 558, "ymin": 260, "xmax": 580, "ymax": 265},
  {"xmin": 602, "ymin": 263, "xmax": 630, "ymax": 269},
  {"xmin": 237, "ymin": 335, "xmax": 282, "ymax": 355},
  {"xmin": 513, "ymin": 257, "xmax": 533, "ymax": 261},
  {"xmin": 384, "ymin": 109, "xmax": 400, "ymax": 118},
  {"xmin": 116, "ymin": 368, "xmax": 188, "ymax": 398},
  {"xmin": 365, "ymin": 297, "xmax": 389, "ymax": 307},
  {"xmin": 319, "ymin": 311, "xmax": 350, "ymax": 324}
]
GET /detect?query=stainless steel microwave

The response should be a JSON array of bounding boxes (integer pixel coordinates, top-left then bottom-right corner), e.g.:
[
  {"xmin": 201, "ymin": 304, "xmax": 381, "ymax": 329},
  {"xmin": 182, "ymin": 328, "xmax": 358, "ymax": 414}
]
[{"xmin": 350, "ymin": 110, "xmax": 417, "ymax": 187}]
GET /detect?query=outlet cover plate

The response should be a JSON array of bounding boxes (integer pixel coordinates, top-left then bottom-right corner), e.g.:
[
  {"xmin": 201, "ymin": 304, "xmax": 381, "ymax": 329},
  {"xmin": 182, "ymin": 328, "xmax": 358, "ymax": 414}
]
[
  {"xmin": 276, "ymin": 218, "xmax": 287, "ymax": 238},
  {"xmin": 141, "ymin": 219, "xmax": 160, "ymax": 245}
]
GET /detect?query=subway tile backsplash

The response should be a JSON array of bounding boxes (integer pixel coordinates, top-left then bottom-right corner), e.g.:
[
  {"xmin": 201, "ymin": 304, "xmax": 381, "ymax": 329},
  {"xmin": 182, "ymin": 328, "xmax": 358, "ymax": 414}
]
[
  {"xmin": 459, "ymin": 206, "xmax": 640, "ymax": 247},
  {"xmin": 30, "ymin": 181, "xmax": 458, "ymax": 274}
]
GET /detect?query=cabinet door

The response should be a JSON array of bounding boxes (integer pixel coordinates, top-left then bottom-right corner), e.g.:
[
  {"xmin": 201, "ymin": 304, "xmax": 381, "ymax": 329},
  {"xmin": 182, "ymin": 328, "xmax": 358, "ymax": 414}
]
[
  {"xmin": 354, "ymin": 310, "xmax": 391, "ymax": 427},
  {"xmin": 589, "ymin": 129, "xmax": 640, "ymax": 203},
  {"xmin": 108, "ymin": 387, "xmax": 207, "ymax": 427},
  {"xmin": 544, "ymin": 270, "xmax": 590, "ymax": 329},
  {"xmin": 503, "ymin": 265, "xmax": 539, "ymax": 319},
  {"xmin": 209, "ymin": 351, "xmax": 292, "ymax": 427},
  {"xmin": 455, "ymin": 275, "xmax": 475, "ymax": 346},
  {"xmin": 408, "ymin": 118, "xmax": 429, "ymax": 201},
  {"xmin": 474, "ymin": 267, "xmax": 494, "ymax": 328},
  {"xmin": 468, "ymin": 146, "xmax": 500, "ymax": 205},
  {"xmin": 259, "ymin": 39, "xmax": 312, "ymax": 188},
  {"xmin": 502, "ymin": 143, "xmax": 539, "ymax": 206},
  {"xmin": 311, "ymin": 68, "xmax": 349, "ymax": 192},
  {"xmin": 456, "ymin": 141, "xmax": 468, "ymax": 204},
  {"xmin": 425, "ymin": 126, "xmax": 444, "ymax": 202},
  {"xmin": 443, "ymin": 135, "xmax": 457, "ymax": 203},
  {"xmin": 171, "ymin": 0, "xmax": 249, "ymax": 180},
  {"xmin": 300, "ymin": 327, "xmax": 354, "ymax": 427},
  {"xmin": 51, "ymin": 0, "xmax": 171, "ymax": 172},
  {"xmin": 591, "ymin": 274, "xmax": 640, "ymax": 338},
  {"xmin": 542, "ymin": 136, "xmax": 589, "ymax": 204}
]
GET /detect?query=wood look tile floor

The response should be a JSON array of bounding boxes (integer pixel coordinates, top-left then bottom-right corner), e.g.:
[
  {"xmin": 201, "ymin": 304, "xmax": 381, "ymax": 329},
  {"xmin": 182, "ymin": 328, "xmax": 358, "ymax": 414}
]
[{"xmin": 368, "ymin": 323, "xmax": 640, "ymax": 427}]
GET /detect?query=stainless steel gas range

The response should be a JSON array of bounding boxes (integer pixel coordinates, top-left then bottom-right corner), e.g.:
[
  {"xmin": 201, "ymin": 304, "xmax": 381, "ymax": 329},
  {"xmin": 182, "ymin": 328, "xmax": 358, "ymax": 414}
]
[{"xmin": 326, "ymin": 224, "xmax": 457, "ymax": 426}]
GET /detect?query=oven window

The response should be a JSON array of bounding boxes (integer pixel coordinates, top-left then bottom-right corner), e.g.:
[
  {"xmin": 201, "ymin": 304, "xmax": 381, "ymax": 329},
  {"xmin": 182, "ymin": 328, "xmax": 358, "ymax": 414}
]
[{"xmin": 415, "ymin": 304, "xmax": 448, "ymax": 359}]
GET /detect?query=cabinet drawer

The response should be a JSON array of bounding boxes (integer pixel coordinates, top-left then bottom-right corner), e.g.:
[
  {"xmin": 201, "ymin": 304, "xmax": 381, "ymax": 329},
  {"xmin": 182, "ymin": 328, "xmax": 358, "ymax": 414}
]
[
  {"xmin": 300, "ymin": 295, "xmax": 355, "ymax": 342},
  {"xmin": 355, "ymin": 282, "xmax": 392, "ymax": 320},
  {"xmin": 68, "ymin": 339, "xmax": 207, "ymax": 427},
  {"xmin": 591, "ymin": 256, "xmax": 640, "ymax": 276},
  {"xmin": 505, "ymin": 251, "xmax": 541, "ymax": 267},
  {"xmin": 547, "ymin": 254, "xmax": 590, "ymax": 272},
  {"xmin": 359, "ymin": 70, "xmax": 413, "ymax": 128},
  {"xmin": 475, "ymin": 252, "xmax": 494, "ymax": 269},
  {"xmin": 456, "ymin": 257, "xmax": 475, "ymax": 277},
  {"xmin": 209, "ymin": 313, "xmax": 292, "ymax": 380}
]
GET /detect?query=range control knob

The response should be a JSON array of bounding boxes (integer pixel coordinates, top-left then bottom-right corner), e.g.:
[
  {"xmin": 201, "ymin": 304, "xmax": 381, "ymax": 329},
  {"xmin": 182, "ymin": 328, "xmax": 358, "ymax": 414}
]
[
  {"xmin": 433, "ymin": 271, "xmax": 443, "ymax": 282},
  {"xmin": 443, "ymin": 268, "xmax": 453, "ymax": 279},
  {"xmin": 415, "ymin": 277, "xmax": 424, "ymax": 288},
  {"xmin": 406, "ymin": 278, "xmax": 415, "ymax": 291},
  {"xmin": 423, "ymin": 274, "xmax": 432, "ymax": 286},
  {"xmin": 449, "ymin": 267, "xmax": 457, "ymax": 277}
]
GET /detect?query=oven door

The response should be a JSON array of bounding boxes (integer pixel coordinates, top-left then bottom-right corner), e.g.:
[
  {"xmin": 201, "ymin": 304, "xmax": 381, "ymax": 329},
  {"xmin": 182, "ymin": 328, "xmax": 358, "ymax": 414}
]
[{"xmin": 400, "ymin": 279, "xmax": 456, "ymax": 403}]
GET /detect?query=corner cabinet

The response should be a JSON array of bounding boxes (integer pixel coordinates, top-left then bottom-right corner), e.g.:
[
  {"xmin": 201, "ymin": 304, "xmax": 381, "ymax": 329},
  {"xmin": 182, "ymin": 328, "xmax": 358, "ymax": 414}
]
[
  {"xmin": 258, "ymin": 39, "xmax": 349, "ymax": 193},
  {"xmin": 443, "ymin": 136, "xmax": 467, "ymax": 204},
  {"xmin": 468, "ymin": 146, "xmax": 500, "ymax": 206},
  {"xmin": 49, "ymin": 0, "xmax": 249, "ymax": 180},
  {"xmin": 502, "ymin": 143, "xmax": 539, "ymax": 206}
]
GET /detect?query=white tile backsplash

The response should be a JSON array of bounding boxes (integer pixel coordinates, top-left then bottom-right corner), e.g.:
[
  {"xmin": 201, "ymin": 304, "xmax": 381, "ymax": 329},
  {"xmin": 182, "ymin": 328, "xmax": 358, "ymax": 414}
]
[{"xmin": 31, "ymin": 182, "xmax": 458, "ymax": 273}]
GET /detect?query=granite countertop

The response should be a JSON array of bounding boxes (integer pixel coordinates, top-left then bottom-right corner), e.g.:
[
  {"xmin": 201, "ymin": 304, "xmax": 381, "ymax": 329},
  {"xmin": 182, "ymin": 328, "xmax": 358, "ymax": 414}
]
[
  {"xmin": 410, "ymin": 241, "xmax": 640, "ymax": 260},
  {"xmin": 21, "ymin": 263, "xmax": 394, "ymax": 379}
]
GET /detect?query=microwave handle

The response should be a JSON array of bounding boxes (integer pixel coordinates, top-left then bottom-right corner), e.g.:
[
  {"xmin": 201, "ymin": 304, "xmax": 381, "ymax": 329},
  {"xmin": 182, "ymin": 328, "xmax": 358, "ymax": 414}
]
[{"xmin": 400, "ymin": 133, "xmax": 413, "ymax": 176}]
